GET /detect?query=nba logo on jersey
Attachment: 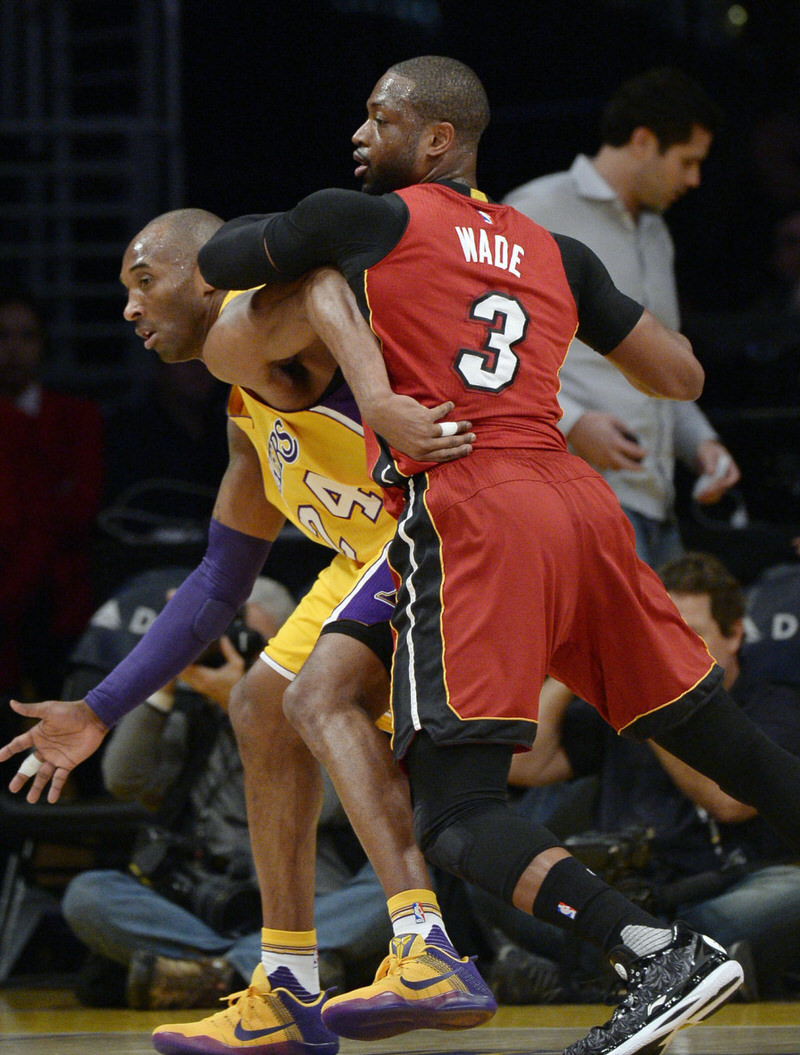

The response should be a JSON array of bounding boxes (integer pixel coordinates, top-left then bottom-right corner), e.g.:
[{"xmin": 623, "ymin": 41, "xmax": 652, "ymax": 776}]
[
  {"xmin": 477, "ymin": 209, "xmax": 493, "ymax": 224},
  {"xmin": 413, "ymin": 902, "xmax": 426, "ymax": 925},
  {"xmin": 557, "ymin": 901, "xmax": 577, "ymax": 920}
]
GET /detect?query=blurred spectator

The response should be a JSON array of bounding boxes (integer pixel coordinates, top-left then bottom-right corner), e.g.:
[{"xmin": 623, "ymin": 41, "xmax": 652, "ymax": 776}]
[
  {"xmin": 741, "ymin": 561, "xmax": 800, "ymax": 687},
  {"xmin": 767, "ymin": 210, "xmax": 800, "ymax": 316},
  {"xmin": 749, "ymin": 109, "xmax": 800, "ymax": 217},
  {"xmin": 683, "ymin": 209, "xmax": 800, "ymax": 390},
  {"xmin": 102, "ymin": 357, "xmax": 229, "ymax": 509},
  {"xmin": 94, "ymin": 358, "xmax": 232, "ymax": 604},
  {"xmin": 681, "ymin": 210, "xmax": 800, "ymax": 531},
  {"xmin": 505, "ymin": 67, "xmax": 740, "ymax": 567},
  {"xmin": 484, "ymin": 552, "xmax": 800, "ymax": 1003},
  {"xmin": 0, "ymin": 290, "xmax": 104, "ymax": 702}
]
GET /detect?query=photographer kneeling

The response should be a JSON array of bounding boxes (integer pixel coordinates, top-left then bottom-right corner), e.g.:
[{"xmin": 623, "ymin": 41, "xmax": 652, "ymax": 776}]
[{"xmin": 62, "ymin": 575, "xmax": 298, "ymax": 1009}]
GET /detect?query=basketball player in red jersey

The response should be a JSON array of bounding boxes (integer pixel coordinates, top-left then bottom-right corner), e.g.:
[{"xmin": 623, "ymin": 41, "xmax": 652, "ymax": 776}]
[{"xmin": 198, "ymin": 57, "xmax": 800, "ymax": 1055}]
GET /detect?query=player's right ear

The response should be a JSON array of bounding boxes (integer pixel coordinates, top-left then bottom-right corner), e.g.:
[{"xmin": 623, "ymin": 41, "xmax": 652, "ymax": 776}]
[{"xmin": 427, "ymin": 120, "xmax": 456, "ymax": 159}]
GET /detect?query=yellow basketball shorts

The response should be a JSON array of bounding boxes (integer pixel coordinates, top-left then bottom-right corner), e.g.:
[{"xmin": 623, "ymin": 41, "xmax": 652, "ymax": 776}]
[{"xmin": 262, "ymin": 545, "xmax": 395, "ymax": 676}]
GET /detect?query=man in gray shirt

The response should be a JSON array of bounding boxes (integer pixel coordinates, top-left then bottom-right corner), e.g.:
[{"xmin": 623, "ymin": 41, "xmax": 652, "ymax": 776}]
[{"xmin": 506, "ymin": 67, "xmax": 740, "ymax": 567}]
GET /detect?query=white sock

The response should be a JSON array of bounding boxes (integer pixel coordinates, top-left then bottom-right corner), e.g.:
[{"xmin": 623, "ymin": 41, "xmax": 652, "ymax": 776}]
[
  {"xmin": 261, "ymin": 927, "xmax": 319, "ymax": 997},
  {"xmin": 387, "ymin": 889, "xmax": 453, "ymax": 948}
]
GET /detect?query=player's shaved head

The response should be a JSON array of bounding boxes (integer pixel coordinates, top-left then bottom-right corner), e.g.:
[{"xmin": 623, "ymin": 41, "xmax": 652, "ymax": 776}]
[
  {"xmin": 120, "ymin": 208, "xmax": 227, "ymax": 363},
  {"xmin": 135, "ymin": 208, "xmax": 225, "ymax": 267},
  {"xmin": 388, "ymin": 56, "xmax": 490, "ymax": 147}
]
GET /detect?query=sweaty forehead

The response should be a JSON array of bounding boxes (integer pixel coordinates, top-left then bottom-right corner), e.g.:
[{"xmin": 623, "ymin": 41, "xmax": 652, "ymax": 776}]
[
  {"xmin": 123, "ymin": 227, "xmax": 159, "ymax": 269},
  {"xmin": 122, "ymin": 225, "xmax": 187, "ymax": 276},
  {"xmin": 369, "ymin": 72, "xmax": 416, "ymax": 111}
]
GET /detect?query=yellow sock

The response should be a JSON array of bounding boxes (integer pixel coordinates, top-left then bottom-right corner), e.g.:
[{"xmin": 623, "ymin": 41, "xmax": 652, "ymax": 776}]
[
  {"xmin": 387, "ymin": 888, "xmax": 453, "ymax": 948},
  {"xmin": 261, "ymin": 927, "xmax": 319, "ymax": 997}
]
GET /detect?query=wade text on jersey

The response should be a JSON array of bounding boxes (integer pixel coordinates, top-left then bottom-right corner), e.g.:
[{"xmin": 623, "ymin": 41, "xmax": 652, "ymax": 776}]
[{"xmin": 454, "ymin": 226, "xmax": 525, "ymax": 277}]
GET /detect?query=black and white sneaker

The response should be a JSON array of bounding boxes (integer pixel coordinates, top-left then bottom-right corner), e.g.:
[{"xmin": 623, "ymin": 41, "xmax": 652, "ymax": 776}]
[{"xmin": 562, "ymin": 922, "xmax": 744, "ymax": 1055}]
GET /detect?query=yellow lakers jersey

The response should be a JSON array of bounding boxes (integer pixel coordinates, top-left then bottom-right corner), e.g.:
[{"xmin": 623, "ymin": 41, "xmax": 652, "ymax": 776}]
[
  {"xmin": 220, "ymin": 286, "xmax": 393, "ymax": 564},
  {"xmin": 228, "ymin": 384, "xmax": 395, "ymax": 564}
]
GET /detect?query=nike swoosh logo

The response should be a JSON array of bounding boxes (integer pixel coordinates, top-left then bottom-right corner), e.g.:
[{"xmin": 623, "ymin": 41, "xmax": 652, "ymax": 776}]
[
  {"xmin": 234, "ymin": 1020, "xmax": 296, "ymax": 1041},
  {"xmin": 400, "ymin": 968, "xmax": 459, "ymax": 991}
]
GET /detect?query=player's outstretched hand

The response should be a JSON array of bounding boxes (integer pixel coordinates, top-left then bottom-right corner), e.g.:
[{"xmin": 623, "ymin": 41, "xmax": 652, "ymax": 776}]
[
  {"xmin": 372, "ymin": 396, "xmax": 475, "ymax": 462},
  {"xmin": 0, "ymin": 699, "xmax": 109, "ymax": 803}
]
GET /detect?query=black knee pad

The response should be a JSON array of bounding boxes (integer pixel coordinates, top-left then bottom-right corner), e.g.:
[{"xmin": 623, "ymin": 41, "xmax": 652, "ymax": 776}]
[
  {"xmin": 420, "ymin": 807, "xmax": 561, "ymax": 903},
  {"xmin": 408, "ymin": 732, "xmax": 562, "ymax": 904}
]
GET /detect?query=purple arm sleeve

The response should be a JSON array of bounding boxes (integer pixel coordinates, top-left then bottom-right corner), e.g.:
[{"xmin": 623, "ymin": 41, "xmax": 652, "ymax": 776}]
[{"xmin": 85, "ymin": 519, "xmax": 273, "ymax": 727}]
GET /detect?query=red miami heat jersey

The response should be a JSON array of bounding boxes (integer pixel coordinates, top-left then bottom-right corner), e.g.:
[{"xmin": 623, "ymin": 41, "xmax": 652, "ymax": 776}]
[
  {"xmin": 361, "ymin": 183, "xmax": 576, "ymax": 480},
  {"xmin": 196, "ymin": 183, "xmax": 716, "ymax": 754}
]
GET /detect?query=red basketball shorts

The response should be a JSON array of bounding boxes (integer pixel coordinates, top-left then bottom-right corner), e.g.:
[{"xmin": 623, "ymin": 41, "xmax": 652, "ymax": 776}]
[{"xmin": 388, "ymin": 448, "xmax": 715, "ymax": 759}]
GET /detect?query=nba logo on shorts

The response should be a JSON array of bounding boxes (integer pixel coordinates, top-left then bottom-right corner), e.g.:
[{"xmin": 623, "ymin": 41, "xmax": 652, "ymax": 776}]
[
  {"xmin": 557, "ymin": 901, "xmax": 577, "ymax": 920},
  {"xmin": 413, "ymin": 902, "xmax": 426, "ymax": 925}
]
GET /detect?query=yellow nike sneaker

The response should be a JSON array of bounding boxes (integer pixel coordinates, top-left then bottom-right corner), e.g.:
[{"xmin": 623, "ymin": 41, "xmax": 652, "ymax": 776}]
[
  {"xmin": 151, "ymin": 963, "xmax": 339, "ymax": 1055},
  {"xmin": 321, "ymin": 931, "xmax": 497, "ymax": 1040}
]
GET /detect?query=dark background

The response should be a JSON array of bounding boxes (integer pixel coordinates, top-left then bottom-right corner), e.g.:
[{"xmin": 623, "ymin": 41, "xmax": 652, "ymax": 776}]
[
  {"xmin": 3, "ymin": 0, "xmax": 800, "ymax": 585},
  {"xmin": 176, "ymin": 0, "xmax": 800, "ymax": 560},
  {"xmin": 181, "ymin": 0, "xmax": 800, "ymax": 313}
]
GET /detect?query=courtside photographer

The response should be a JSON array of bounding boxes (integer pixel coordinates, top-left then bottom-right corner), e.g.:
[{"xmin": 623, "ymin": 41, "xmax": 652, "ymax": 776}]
[{"xmin": 62, "ymin": 573, "xmax": 296, "ymax": 1009}]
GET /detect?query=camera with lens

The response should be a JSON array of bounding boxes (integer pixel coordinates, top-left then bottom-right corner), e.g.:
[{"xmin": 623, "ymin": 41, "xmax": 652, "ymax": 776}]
[
  {"xmin": 196, "ymin": 612, "xmax": 265, "ymax": 668},
  {"xmin": 129, "ymin": 824, "xmax": 261, "ymax": 937},
  {"xmin": 563, "ymin": 826, "xmax": 654, "ymax": 884},
  {"xmin": 563, "ymin": 826, "xmax": 658, "ymax": 911}
]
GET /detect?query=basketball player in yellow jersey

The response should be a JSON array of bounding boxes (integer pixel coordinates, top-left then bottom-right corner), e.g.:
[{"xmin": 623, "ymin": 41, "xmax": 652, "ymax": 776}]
[{"xmin": 0, "ymin": 209, "xmax": 496, "ymax": 1055}]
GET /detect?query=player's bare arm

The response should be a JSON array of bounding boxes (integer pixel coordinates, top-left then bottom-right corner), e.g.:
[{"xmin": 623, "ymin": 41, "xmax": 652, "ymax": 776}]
[
  {"xmin": 200, "ymin": 214, "xmax": 476, "ymax": 460},
  {"xmin": 301, "ymin": 267, "xmax": 475, "ymax": 462},
  {"xmin": 202, "ymin": 278, "xmax": 337, "ymax": 409},
  {"xmin": 213, "ymin": 419, "xmax": 287, "ymax": 540},
  {"xmin": 606, "ymin": 309, "xmax": 704, "ymax": 401}
]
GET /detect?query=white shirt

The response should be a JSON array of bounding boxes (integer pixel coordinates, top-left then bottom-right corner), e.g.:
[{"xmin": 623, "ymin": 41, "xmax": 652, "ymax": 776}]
[{"xmin": 505, "ymin": 155, "xmax": 717, "ymax": 520}]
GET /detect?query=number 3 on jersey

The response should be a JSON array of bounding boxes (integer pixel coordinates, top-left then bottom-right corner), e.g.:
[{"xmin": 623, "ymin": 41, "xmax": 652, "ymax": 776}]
[{"xmin": 455, "ymin": 291, "xmax": 528, "ymax": 392}]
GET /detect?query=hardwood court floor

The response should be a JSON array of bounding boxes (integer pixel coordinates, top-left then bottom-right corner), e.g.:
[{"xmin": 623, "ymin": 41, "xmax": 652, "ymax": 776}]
[{"xmin": 2, "ymin": 986, "xmax": 800, "ymax": 1055}]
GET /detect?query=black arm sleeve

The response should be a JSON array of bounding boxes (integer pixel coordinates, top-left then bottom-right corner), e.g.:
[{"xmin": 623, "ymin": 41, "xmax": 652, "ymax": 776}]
[
  {"xmin": 553, "ymin": 233, "xmax": 645, "ymax": 354},
  {"xmin": 198, "ymin": 190, "xmax": 407, "ymax": 289},
  {"xmin": 198, "ymin": 214, "xmax": 276, "ymax": 290}
]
